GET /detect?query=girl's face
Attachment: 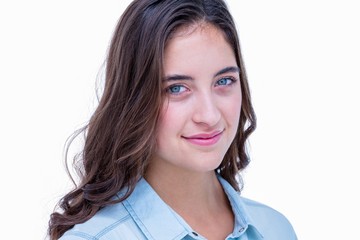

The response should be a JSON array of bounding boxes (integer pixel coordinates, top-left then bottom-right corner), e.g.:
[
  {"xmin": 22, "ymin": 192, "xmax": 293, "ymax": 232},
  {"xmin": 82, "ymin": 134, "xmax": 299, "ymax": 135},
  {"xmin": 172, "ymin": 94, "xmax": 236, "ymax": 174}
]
[{"xmin": 151, "ymin": 23, "xmax": 241, "ymax": 174}]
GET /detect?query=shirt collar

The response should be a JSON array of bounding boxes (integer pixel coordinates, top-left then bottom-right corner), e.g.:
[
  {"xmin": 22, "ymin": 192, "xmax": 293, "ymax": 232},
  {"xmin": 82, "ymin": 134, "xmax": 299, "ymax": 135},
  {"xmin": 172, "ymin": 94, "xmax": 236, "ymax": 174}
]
[
  {"xmin": 122, "ymin": 176, "xmax": 263, "ymax": 239},
  {"xmin": 217, "ymin": 176, "xmax": 264, "ymax": 239},
  {"xmin": 122, "ymin": 178, "xmax": 188, "ymax": 239}
]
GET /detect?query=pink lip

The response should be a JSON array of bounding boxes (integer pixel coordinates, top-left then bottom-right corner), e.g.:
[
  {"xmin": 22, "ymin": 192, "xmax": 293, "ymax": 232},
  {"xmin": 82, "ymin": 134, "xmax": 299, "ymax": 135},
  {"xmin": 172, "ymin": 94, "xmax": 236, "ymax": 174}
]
[{"xmin": 183, "ymin": 130, "xmax": 223, "ymax": 146}]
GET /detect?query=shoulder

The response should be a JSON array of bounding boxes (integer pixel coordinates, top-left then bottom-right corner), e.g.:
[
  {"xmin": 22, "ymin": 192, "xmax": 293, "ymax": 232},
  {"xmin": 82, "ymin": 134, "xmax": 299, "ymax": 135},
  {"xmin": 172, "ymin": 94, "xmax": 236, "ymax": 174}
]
[
  {"xmin": 217, "ymin": 176, "xmax": 297, "ymax": 239},
  {"xmin": 240, "ymin": 196, "xmax": 297, "ymax": 239},
  {"xmin": 59, "ymin": 201, "xmax": 146, "ymax": 240}
]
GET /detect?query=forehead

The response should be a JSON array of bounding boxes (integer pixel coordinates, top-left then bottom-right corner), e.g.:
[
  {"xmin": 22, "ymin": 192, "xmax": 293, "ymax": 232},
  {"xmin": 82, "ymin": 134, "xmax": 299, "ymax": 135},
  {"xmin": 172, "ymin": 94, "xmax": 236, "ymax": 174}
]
[
  {"xmin": 163, "ymin": 23, "xmax": 236, "ymax": 75},
  {"xmin": 167, "ymin": 22, "xmax": 226, "ymax": 46}
]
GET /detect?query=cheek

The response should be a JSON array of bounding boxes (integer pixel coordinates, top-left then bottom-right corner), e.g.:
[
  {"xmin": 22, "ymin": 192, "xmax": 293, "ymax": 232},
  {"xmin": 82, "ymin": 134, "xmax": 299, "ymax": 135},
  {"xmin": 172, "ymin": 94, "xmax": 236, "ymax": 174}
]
[
  {"xmin": 157, "ymin": 102, "xmax": 186, "ymax": 137},
  {"xmin": 225, "ymin": 93, "xmax": 242, "ymax": 125}
]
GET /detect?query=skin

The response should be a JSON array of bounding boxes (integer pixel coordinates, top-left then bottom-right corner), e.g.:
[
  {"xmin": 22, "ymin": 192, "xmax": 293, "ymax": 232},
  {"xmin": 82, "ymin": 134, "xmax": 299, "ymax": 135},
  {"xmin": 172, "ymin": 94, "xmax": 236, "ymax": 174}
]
[{"xmin": 145, "ymin": 22, "xmax": 242, "ymax": 239}]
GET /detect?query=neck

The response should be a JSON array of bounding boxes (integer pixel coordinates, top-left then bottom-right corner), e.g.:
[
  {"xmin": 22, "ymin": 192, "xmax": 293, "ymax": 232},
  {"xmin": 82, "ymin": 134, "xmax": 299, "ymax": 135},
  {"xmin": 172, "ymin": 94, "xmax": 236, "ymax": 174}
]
[
  {"xmin": 144, "ymin": 163, "xmax": 235, "ymax": 239},
  {"xmin": 144, "ymin": 164, "xmax": 228, "ymax": 217}
]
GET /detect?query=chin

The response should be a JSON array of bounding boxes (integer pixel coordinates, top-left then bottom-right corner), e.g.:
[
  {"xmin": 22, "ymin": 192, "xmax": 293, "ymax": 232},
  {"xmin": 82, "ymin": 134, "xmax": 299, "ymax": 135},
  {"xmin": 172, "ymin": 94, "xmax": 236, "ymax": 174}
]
[{"xmin": 188, "ymin": 155, "xmax": 224, "ymax": 172}]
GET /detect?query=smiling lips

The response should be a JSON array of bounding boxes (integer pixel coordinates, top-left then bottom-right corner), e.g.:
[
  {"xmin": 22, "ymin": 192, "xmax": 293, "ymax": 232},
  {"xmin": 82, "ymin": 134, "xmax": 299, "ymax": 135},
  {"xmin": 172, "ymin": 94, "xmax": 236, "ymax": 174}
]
[{"xmin": 182, "ymin": 130, "xmax": 223, "ymax": 146}]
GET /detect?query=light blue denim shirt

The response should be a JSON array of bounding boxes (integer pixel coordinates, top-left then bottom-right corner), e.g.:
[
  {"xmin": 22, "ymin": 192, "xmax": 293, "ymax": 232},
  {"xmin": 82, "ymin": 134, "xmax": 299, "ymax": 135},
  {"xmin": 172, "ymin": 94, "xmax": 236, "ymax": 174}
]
[{"xmin": 60, "ymin": 176, "xmax": 297, "ymax": 240}]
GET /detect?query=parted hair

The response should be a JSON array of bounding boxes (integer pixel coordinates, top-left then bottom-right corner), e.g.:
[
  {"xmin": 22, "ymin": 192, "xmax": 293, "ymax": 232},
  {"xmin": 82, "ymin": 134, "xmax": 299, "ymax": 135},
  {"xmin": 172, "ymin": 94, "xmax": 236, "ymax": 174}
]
[{"xmin": 48, "ymin": 0, "xmax": 256, "ymax": 239}]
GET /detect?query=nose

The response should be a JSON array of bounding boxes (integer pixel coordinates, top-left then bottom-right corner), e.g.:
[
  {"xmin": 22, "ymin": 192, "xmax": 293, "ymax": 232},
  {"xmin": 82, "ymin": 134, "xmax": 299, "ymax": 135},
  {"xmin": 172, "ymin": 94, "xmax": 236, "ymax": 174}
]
[{"xmin": 192, "ymin": 92, "xmax": 221, "ymax": 127}]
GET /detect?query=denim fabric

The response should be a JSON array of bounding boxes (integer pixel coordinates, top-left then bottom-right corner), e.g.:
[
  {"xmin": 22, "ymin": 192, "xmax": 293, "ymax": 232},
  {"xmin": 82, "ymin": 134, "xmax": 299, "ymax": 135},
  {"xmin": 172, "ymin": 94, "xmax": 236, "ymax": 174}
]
[{"xmin": 60, "ymin": 176, "xmax": 297, "ymax": 240}]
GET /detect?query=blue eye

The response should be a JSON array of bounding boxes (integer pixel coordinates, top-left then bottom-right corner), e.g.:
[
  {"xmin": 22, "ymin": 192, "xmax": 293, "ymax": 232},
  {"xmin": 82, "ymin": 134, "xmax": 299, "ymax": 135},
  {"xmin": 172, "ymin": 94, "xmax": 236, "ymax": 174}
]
[
  {"xmin": 167, "ymin": 85, "xmax": 187, "ymax": 94},
  {"xmin": 216, "ymin": 77, "xmax": 234, "ymax": 86}
]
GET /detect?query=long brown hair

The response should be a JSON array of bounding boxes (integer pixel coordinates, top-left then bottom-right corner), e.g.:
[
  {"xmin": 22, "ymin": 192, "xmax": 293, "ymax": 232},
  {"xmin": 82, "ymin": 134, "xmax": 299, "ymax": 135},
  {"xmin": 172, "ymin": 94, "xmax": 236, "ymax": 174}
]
[{"xmin": 48, "ymin": 0, "xmax": 256, "ymax": 239}]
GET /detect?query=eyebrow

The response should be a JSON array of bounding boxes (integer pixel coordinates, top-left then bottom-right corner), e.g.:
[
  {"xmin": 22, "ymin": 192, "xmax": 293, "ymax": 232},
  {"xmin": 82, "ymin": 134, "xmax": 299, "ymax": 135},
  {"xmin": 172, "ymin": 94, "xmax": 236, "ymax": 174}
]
[
  {"xmin": 214, "ymin": 66, "xmax": 240, "ymax": 77},
  {"xmin": 163, "ymin": 66, "xmax": 240, "ymax": 82}
]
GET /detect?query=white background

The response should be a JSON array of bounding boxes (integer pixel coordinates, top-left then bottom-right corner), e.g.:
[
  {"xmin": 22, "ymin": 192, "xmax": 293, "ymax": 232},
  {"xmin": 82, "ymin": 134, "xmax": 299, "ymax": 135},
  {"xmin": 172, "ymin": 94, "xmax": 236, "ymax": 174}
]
[{"xmin": 1, "ymin": 1, "xmax": 359, "ymax": 239}]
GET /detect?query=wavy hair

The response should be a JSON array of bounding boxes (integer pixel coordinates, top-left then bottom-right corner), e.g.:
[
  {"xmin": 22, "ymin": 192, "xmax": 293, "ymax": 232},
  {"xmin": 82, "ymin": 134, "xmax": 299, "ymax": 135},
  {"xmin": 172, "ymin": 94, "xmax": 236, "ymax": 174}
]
[{"xmin": 48, "ymin": 0, "xmax": 256, "ymax": 239}]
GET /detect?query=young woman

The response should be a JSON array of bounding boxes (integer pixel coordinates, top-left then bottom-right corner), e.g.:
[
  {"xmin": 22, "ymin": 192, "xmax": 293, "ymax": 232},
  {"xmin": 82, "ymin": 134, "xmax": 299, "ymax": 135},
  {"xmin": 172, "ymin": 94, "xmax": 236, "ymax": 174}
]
[{"xmin": 48, "ymin": 0, "xmax": 297, "ymax": 239}]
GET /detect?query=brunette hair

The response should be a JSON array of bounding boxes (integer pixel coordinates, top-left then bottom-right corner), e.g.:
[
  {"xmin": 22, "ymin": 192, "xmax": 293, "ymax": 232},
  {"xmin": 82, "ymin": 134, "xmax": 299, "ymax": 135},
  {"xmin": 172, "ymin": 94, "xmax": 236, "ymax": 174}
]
[{"xmin": 48, "ymin": 0, "xmax": 256, "ymax": 239}]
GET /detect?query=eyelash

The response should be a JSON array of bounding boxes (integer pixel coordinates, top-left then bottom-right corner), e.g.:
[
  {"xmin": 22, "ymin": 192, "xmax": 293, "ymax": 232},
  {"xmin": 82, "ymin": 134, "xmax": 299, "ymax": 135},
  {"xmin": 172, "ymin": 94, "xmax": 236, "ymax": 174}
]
[
  {"xmin": 215, "ymin": 77, "xmax": 237, "ymax": 86},
  {"xmin": 166, "ymin": 85, "xmax": 188, "ymax": 95},
  {"xmin": 165, "ymin": 76, "xmax": 237, "ymax": 95}
]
